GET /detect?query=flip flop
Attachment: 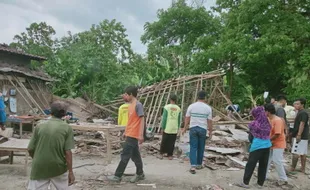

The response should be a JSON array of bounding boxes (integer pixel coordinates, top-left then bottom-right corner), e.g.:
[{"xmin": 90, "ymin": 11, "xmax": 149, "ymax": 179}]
[
  {"xmin": 234, "ymin": 182, "xmax": 250, "ymax": 189},
  {"xmin": 189, "ymin": 169, "xmax": 196, "ymax": 174}
]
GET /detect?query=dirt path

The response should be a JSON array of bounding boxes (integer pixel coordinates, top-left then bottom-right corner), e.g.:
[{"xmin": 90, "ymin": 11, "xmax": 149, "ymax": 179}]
[{"xmin": 0, "ymin": 154, "xmax": 309, "ymax": 190}]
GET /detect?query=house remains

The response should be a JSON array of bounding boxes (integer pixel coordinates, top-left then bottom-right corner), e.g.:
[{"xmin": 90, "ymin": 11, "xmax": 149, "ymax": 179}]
[{"xmin": 0, "ymin": 44, "xmax": 52, "ymax": 115}]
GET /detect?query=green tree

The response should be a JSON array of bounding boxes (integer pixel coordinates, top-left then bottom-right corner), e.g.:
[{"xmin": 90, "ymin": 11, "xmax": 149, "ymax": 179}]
[
  {"xmin": 10, "ymin": 22, "xmax": 55, "ymax": 59},
  {"xmin": 141, "ymin": 0, "xmax": 220, "ymax": 76}
]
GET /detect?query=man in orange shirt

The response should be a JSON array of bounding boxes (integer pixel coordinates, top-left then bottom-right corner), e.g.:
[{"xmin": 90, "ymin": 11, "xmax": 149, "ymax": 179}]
[
  {"xmin": 108, "ymin": 86, "xmax": 145, "ymax": 183},
  {"xmin": 264, "ymin": 104, "xmax": 288, "ymax": 185}
]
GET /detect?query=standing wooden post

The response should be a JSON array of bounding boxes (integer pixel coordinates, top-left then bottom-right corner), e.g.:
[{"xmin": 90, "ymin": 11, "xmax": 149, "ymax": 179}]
[
  {"xmin": 180, "ymin": 81, "xmax": 186, "ymax": 125},
  {"xmin": 105, "ymin": 129, "xmax": 112, "ymax": 164}
]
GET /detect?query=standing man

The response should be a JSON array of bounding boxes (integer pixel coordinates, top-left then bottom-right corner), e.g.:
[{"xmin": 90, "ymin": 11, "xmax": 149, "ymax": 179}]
[
  {"xmin": 108, "ymin": 86, "xmax": 145, "ymax": 183},
  {"xmin": 27, "ymin": 101, "xmax": 75, "ymax": 190},
  {"xmin": 290, "ymin": 98, "xmax": 309, "ymax": 174},
  {"xmin": 182, "ymin": 91, "xmax": 213, "ymax": 174},
  {"xmin": 275, "ymin": 95, "xmax": 288, "ymax": 130},
  {"xmin": 159, "ymin": 94, "xmax": 181, "ymax": 160},
  {"xmin": 118, "ymin": 94, "xmax": 130, "ymax": 126},
  {"xmin": 264, "ymin": 104, "xmax": 288, "ymax": 185}
]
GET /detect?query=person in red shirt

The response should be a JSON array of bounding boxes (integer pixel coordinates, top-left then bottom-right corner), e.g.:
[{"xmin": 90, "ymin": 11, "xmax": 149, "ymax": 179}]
[
  {"xmin": 108, "ymin": 86, "xmax": 145, "ymax": 183},
  {"xmin": 265, "ymin": 103, "xmax": 288, "ymax": 186}
]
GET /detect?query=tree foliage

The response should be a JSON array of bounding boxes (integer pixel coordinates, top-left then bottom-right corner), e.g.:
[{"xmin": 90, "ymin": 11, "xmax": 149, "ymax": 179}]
[{"xmin": 9, "ymin": 0, "xmax": 310, "ymax": 107}]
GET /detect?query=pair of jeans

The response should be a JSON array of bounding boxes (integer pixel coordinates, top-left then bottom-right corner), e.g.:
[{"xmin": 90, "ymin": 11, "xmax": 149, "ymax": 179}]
[
  {"xmin": 160, "ymin": 132, "xmax": 177, "ymax": 156},
  {"xmin": 266, "ymin": 149, "xmax": 288, "ymax": 181},
  {"xmin": 189, "ymin": 126, "xmax": 207, "ymax": 167},
  {"xmin": 115, "ymin": 137, "xmax": 143, "ymax": 177},
  {"xmin": 243, "ymin": 148, "xmax": 270, "ymax": 186}
]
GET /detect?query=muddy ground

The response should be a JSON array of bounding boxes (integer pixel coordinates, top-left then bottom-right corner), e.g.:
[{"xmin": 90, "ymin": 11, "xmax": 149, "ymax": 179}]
[{"xmin": 0, "ymin": 152, "xmax": 309, "ymax": 190}]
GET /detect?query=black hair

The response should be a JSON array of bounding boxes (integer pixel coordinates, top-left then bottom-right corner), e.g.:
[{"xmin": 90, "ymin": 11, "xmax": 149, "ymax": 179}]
[
  {"xmin": 125, "ymin": 86, "xmax": 138, "ymax": 97},
  {"xmin": 264, "ymin": 97, "xmax": 271, "ymax": 104},
  {"xmin": 170, "ymin": 94, "xmax": 177, "ymax": 103},
  {"xmin": 51, "ymin": 101, "xmax": 68, "ymax": 119},
  {"xmin": 295, "ymin": 98, "xmax": 307, "ymax": 106},
  {"xmin": 276, "ymin": 94, "xmax": 287, "ymax": 101},
  {"xmin": 264, "ymin": 103, "xmax": 276, "ymax": 114},
  {"xmin": 197, "ymin": 90, "xmax": 206, "ymax": 100}
]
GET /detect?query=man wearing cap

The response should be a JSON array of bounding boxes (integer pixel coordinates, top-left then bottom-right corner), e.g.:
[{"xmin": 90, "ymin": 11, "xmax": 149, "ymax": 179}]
[{"xmin": 182, "ymin": 91, "xmax": 213, "ymax": 174}]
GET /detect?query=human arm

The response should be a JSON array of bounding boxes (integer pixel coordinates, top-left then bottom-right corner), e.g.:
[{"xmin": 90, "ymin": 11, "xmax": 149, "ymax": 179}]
[
  {"xmin": 182, "ymin": 116, "xmax": 190, "ymax": 134},
  {"xmin": 28, "ymin": 127, "xmax": 38, "ymax": 158},
  {"xmin": 296, "ymin": 112, "xmax": 308, "ymax": 142},
  {"xmin": 207, "ymin": 108, "xmax": 213, "ymax": 139},
  {"xmin": 136, "ymin": 102, "xmax": 145, "ymax": 143},
  {"xmin": 161, "ymin": 108, "xmax": 168, "ymax": 134},
  {"xmin": 65, "ymin": 126, "xmax": 75, "ymax": 185},
  {"xmin": 182, "ymin": 106, "xmax": 191, "ymax": 134},
  {"xmin": 118, "ymin": 107, "xmax": 122, "ymax": 125}
]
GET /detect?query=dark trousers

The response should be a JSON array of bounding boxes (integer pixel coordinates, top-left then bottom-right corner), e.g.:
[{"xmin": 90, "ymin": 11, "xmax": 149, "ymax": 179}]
[
  {"xmin": 160, "ymin": 132, "xmax": 177, "ymax": 156},
  {"xmin": 243, "ymin": 148, "xmax": 270, "ymax": 186},
  {"xmin": 189, "ymin": 126, "xmax": 207, "ymax": 166},
  {"xmin": 115, "ymin": 137, "xmax": 143, "ymax": 177}
]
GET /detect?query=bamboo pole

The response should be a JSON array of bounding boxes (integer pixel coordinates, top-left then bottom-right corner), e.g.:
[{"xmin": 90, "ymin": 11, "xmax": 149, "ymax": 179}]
[
  {"xmin": 27, "ymin": 79, "xmax": 47, "ymax": 108},
  {"xmin": 146, "ymin": 91, "xmax": 156, "ymax": 125},
  {"xmin": 34, "ymin": 81, "xmax": 50, "ymax": 106},
  {"xmin": 151, "ymin": 86, "xmax": 167, "ymax": 133},
  {"xmin": 193, "ymin": 80, "xmax": 200, "ymax": 102},
  {"xmin": 157, "ymin": 84, "xmax": 172, "ymax": 133},
  {"xmin": 5, "ymin": 75, "xmax": 37, "ymax": 113},
  {"xmin": 180, "ymin": 81, "xmax": 186, "ymax": 125},
  {"xmin": 147, "ymin": 88, "xmax": 161, "ymax": 127},
  {"xmin": 14, "ymin": 76, "xmax": 45, "ymax": 114}
]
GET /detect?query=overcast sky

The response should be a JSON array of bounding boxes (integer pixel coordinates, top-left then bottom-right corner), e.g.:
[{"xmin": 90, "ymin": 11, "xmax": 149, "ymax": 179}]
[{"xmin": 0, "ymin": 0, "xmax": 216, "ymax": 53}]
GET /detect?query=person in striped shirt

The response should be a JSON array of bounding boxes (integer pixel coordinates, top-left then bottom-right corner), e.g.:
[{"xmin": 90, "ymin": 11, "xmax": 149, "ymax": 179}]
[{"xmin": 182, "ymin": 91, "xmax": 213, "ymax": 174}]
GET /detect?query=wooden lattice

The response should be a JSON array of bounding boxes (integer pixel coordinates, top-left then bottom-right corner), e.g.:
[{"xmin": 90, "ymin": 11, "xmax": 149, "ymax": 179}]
[{"xmin": 102, "ymin": 70, "xmax": 233, "ymax": 133}]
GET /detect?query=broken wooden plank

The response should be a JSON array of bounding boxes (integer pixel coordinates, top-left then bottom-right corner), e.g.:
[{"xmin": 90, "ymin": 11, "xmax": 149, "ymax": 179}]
[
  {"xmin": 205, "ymin": 147, "xmax": 241, "ymax": 155},
  {"xmin": 228, "ymin": 129, "xmax": 249, "ymax": 142},
  {"xmin": 227, "ymin": 155, "xmax": 246, "ymax": 168}
]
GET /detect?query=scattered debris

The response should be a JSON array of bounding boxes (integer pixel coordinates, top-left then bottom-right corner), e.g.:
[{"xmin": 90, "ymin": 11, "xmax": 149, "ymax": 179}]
[
  {"xmin": 206, "ymin": 147, "xmax": 241, "ymax": 155},
  {"xmin": 137, "ymin": 184, "xmax": 157, "ymax": 188}
]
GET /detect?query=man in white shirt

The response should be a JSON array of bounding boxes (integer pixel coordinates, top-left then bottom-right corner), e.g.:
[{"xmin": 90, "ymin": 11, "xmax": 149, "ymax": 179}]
[{"xmin": 182, "ymin": 91, "xmax": 213, "ymax": 174}]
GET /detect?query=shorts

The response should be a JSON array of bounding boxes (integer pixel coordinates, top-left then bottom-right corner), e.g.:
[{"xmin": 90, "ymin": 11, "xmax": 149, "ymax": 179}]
[
  {"xmin": 28, "ymin": 172, "xmax": 70, "ymax": 190},
  {"xmin": 291, "ymin": 138, "xmax": 308, "ymax": 155}
]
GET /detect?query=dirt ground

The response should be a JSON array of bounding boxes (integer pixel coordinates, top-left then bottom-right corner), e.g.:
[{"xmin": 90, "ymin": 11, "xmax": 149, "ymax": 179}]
[{"xmin": 0, "ymin": 152, "xmax": 309, "ymax": 190}]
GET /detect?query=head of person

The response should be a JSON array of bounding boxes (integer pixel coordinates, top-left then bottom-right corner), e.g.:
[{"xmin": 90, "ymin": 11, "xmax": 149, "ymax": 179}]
[
  {"xmin": 169, "ymin": 94, "xmax": 177, "ymax": 104},
  {"xmin": 50, "ymin": 101, "xmax": 68, "ymax": 119},
  {"xmin": 264, "ymin": 103, "xmax": 276, "ymax": 117},
  {"xmin": 122, "ymin": 93, "xmax": 129, "ymax": 102},
  {"xmin": 197, "ymin": 90, "xmax": 206, "ymax": 101},
  {"xmin": 124, "ymin": 86, "xmax": 138, "ymax": 102},
  {"xmin": 270, "ymin": 97, "xmax": 276, "ymax": 104},
  {"xmin": 249, "ymin": 106, "xmax": 271, "ymax": 139},
  {"xmin": 294, "ymin": 98, "xmax": 307, "ymax": 111},
  {"xmin": 264, "ymin": 97, "xmax": 271, "ymax": 104},
  {"xmin": 276, "ymin": 94, "xmax": 287, "ymax": 107}
]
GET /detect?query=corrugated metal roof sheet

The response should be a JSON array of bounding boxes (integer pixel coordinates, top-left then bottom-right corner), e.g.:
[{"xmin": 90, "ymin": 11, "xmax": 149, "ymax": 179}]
[{"xmin": 0, "ymin": 44, "xmax": 47, "ymax": 61}]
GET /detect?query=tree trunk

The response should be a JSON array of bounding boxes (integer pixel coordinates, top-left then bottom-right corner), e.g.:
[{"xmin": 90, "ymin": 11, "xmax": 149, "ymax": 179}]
[{"xmin": 228, "ymin": 62, "xmax": 234, "ymax": 99}]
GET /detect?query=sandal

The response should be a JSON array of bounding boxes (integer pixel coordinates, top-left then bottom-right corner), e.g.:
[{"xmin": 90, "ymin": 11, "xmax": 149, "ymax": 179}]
[
  {"xmin": 189, "ymin": 169, "xmax": 196, "ymax": 174},
  {"xmin": 234, "ymin": 182, "xmax": 250, "ymax": 189},
  {"xmin": 196, "ymin": 165, "xmax": 203, "ymax": 170}
]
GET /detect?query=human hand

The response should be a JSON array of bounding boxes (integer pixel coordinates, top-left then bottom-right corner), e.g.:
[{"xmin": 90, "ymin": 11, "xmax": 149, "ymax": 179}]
[
  {"xmin": 68, "ymin": 172, "xmax": 75, "ymax": 186},
  {"xmin": 181, "ymin": 128, "xmax": 186, "ymax": 136},
  {"xmin": 138, "ymin": 137, "xmax": 144, "ymax": 144},
  {"xmin": 296, "ymin": 135, "xmax": 301, "ymax": 143},
  {"xmin": 208, "ymin": 131, "xmax": 212, "ymax": 139}
]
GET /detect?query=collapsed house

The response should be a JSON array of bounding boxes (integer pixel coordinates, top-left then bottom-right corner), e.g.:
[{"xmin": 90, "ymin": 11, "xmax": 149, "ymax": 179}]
[
  {"xmin": 100, "ymin": 70, "xmax": 245, "ymax": 132},
  {"xmin": 0, "ymin": 44, "xmax": 52, "ymax": 115}
]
